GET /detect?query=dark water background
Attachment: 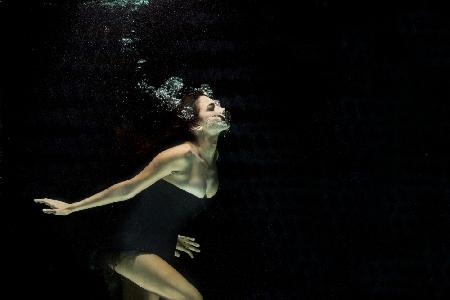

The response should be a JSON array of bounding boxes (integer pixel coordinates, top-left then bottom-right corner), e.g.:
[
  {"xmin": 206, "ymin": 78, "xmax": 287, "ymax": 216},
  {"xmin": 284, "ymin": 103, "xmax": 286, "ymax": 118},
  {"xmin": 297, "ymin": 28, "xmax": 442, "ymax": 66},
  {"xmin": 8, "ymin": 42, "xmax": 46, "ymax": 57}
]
[{"xmin": 1, "ymin": 0, "xmax": 449, "ymax": 299}]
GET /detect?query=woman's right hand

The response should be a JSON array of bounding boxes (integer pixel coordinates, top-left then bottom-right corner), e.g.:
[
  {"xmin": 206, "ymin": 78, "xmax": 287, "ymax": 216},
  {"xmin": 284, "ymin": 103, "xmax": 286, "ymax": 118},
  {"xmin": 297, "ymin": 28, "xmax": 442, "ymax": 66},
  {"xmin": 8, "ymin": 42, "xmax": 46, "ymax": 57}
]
[{"xmin": 34, "ymin": 198, "xmax": 73, "ymax": 216}]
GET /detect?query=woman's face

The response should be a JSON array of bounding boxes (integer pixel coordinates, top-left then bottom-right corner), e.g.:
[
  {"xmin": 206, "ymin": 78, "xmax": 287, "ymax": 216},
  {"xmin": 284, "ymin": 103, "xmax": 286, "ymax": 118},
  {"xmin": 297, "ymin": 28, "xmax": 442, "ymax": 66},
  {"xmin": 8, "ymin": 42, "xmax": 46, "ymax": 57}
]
[{"xmin": 195, "ymin": 95, "xmax": 230, "ymax": 133}]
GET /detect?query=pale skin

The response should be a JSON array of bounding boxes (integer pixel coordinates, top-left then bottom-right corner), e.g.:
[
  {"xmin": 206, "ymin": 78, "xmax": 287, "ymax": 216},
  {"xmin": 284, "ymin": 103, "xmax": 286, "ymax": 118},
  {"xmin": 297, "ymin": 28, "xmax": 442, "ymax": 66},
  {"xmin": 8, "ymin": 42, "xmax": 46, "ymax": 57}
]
[{"xmin": 35, "ymin": 96, "xmax": 229, "ymax": 300}]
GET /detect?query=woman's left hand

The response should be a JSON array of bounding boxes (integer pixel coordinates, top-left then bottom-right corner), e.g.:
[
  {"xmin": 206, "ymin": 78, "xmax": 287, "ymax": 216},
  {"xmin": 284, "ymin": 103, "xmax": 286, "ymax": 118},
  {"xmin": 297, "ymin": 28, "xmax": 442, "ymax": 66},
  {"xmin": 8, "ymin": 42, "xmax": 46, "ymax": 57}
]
[{"xmin": 174, "ymin": 235, "xmax": 200, "ymax": 259}]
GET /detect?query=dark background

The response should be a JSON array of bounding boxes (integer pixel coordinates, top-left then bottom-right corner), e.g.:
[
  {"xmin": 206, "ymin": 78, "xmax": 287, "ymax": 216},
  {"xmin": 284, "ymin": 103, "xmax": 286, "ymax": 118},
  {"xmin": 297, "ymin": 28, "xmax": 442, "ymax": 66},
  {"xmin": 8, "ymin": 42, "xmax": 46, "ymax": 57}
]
[{"xmin": 1, "ymin": 0, "xmax": 449, "ymax": 299}]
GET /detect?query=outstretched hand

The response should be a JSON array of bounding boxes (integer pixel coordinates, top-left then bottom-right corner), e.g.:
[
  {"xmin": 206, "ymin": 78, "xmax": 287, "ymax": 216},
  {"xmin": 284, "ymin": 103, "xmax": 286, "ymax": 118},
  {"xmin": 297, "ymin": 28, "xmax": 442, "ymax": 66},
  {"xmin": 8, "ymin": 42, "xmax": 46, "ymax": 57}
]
[
  {"xmin": 174, "ymin": 235, "xmax": 200, "ymax": 259},
  {"xmin": 34, "ymin": 198, "xmax": 72, "ymax": 216}
]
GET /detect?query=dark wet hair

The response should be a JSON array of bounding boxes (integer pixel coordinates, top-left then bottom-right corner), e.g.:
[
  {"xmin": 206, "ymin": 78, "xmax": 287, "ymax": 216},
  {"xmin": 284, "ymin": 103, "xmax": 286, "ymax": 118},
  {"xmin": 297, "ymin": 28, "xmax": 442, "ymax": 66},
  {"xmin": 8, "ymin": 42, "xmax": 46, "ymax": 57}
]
[
  {"xmin": 114, "ymin": 86, "xmax": 210, "ymax": 167},
  {"xmin": 174, "ymin": 90, "xmax": 206, "ymax": 130},
  {"xmin": 157, "ymin": 90, "xmax": 207, "ymax": 149}
]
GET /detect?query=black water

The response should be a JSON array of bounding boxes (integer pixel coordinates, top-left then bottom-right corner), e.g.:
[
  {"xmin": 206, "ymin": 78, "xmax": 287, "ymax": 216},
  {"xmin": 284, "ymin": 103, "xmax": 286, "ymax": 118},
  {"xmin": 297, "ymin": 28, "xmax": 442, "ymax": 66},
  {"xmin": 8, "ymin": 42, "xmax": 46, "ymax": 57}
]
[{"xmin": 2, "ymin": 1, "xmax": 449, "ymax": 299}]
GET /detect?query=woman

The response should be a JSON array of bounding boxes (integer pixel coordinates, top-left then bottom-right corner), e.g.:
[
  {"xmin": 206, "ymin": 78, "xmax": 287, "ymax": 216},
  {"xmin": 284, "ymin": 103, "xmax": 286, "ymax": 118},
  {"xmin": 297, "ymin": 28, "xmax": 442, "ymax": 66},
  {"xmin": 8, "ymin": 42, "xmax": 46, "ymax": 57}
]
[{"xmin": 34, "ymin": 78, "xmax": 231, "ymax": 300}]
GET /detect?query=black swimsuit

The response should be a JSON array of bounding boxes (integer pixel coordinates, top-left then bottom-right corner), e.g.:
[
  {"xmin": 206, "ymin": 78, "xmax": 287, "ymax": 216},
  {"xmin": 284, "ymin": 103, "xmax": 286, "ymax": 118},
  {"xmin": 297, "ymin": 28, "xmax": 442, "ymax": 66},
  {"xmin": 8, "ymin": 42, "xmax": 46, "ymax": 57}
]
[{"xmin": 104, "ymin": 179, "xmax": 209, "ymax": 265}]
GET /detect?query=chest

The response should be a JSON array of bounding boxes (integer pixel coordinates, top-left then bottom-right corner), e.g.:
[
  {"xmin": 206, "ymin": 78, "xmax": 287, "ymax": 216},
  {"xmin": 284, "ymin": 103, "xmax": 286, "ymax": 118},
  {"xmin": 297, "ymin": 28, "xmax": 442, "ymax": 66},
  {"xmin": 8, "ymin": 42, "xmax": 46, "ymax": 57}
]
[{"xmin": 164, "ymin": 160, "xmax": 219, "ymax": 198}]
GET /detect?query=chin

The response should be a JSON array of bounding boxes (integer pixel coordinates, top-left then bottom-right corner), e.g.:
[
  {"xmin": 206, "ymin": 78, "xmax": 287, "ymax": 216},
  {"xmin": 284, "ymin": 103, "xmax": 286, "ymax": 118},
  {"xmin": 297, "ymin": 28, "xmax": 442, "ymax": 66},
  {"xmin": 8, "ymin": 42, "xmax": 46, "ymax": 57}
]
[
  {"xmin": 205, "ymin": 121, "xmax": 230, "ymax": 134},
  {"xmin": 217, "ymin": 120, "xmax": 230, "ymax": 129}
]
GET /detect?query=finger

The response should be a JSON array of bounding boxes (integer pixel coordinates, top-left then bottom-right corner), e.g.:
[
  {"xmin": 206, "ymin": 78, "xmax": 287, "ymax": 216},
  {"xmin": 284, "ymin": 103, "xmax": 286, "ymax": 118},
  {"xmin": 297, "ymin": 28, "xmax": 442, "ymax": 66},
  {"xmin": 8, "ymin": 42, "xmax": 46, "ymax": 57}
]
[
  {"xmin": 181, "ymin": 242, "xmax": 200, "ymax": 250},
  {"xmin": 34, "ymin": 199, "xmax": 49, "ymax": 204},
  {"xmin": 35, "ymin": 199, "xmax": 55, "ymax": 207},
  {"xmin": 186, "ymin": 245, "xmax": 200, "ymax": 252},
  {"xmin": 185, "ymin": 245, "xmax": 200, "ymax": 252},
  {"xmin": 184, "ymin": 240, "xmax": 200, "ymax": 247},
  {"xmin": 179, "ymin": 248, "xmax": 194, "ymax": 259},
  {"xmin": 179, "ymin": 235, "xmax": 195, "ymax": 241}
]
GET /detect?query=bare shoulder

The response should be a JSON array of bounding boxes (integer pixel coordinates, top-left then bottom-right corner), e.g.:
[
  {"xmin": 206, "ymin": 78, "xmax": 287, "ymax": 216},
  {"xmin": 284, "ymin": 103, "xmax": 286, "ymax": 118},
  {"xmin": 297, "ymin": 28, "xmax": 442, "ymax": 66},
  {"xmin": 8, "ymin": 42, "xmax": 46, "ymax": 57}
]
[
  {"xmin": 159, "ymin": 142, "xmax": 194, "ymax": 158},
  {"xmin": 153, "ymin": 142, "xmax": 194, "ymax": 166}
]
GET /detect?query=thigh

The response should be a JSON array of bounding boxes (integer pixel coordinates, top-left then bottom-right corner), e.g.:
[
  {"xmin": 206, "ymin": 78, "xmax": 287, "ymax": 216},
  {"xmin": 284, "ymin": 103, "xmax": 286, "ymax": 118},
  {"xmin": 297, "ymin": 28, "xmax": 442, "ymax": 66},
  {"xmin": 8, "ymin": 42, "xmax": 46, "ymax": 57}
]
[
  {"xmin": 113, "ymin": 252, "xmax": 202, "ymax": 300},
  {"xmin": 121, "ymin": 276, "xmax": 160, "ymax": 300}
]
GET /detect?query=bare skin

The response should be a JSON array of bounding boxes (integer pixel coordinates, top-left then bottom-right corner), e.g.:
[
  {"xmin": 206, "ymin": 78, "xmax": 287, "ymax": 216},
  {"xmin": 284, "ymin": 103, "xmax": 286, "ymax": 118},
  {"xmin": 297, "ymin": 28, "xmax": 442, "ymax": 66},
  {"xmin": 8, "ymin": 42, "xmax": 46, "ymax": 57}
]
[{"xmin": 35, "ymin": 95, "xmax": 229, "ymax": 300}]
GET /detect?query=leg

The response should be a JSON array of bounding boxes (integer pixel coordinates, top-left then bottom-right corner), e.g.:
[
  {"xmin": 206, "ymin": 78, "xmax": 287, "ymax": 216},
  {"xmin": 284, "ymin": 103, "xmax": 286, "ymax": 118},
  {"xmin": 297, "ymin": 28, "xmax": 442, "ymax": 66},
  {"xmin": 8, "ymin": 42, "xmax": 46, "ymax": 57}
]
[
  {"xmin": 121, "ymin": 276, "xmax": 160, "ymax": 300},
  {"xmin": 113, "ymin": 253, "xmax": 202, "ymax": 300}
]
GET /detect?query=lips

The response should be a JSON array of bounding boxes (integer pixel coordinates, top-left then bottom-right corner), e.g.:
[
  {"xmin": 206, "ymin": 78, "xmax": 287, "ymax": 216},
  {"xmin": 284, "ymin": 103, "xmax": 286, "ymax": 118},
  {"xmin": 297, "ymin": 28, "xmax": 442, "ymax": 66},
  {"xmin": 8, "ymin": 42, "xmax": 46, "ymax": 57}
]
[{"xmin": 212, "ymin": 112, "xmax": 231, "ymax": 124}]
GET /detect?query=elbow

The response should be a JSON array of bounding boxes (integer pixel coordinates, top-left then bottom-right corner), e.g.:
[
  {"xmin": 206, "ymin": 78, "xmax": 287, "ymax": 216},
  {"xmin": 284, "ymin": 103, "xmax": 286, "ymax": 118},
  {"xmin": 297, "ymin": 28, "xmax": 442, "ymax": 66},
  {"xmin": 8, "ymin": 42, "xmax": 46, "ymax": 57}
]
[
  {"xmin": 120, "ymin": 179, "xmax": 150, "ymax": 200},
  {"xmin": 117, "ymin": 181, "xmax": 137, "ymax": 201}
]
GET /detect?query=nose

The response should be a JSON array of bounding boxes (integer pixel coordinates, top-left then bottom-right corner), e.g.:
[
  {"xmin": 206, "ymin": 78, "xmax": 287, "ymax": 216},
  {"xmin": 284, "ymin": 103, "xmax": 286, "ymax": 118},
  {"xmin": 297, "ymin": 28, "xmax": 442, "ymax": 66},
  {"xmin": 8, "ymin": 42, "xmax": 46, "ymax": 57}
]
[{"xmin": 219, "ymin": 107, "xmax": 225, "ymax": 114}]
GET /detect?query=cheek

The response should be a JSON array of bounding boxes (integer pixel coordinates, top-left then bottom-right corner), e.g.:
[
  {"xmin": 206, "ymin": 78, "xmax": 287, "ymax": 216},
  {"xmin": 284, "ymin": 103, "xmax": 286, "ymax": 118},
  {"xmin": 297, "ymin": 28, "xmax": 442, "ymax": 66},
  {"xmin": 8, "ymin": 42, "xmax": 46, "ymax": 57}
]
[{"xmin": 196, "ymin": 113, "xmax": 209, "ymax": 124}]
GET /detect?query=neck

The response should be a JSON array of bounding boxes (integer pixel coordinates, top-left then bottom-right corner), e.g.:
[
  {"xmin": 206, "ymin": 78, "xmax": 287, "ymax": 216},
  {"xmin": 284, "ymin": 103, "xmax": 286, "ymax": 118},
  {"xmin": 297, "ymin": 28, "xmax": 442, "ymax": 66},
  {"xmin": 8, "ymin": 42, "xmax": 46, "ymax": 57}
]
[{"xmin": 193, "ymin": 131, "xmax": 219, "ymax": 163}]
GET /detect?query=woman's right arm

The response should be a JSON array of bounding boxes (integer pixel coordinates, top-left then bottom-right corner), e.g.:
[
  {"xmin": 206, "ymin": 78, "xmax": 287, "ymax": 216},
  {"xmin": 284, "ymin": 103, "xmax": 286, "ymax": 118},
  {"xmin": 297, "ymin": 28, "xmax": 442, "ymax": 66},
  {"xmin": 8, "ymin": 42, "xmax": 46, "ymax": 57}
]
[{"xmin": 35, "ymin": 144, "xmax": 192, "ymax": 215}]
